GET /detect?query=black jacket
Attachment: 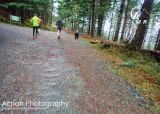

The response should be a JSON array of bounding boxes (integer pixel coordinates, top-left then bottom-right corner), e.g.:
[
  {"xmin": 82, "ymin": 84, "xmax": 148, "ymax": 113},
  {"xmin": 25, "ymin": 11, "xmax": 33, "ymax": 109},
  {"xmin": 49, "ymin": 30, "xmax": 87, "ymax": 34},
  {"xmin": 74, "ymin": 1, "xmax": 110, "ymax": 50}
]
[{"xmin": 56, "ymin": 20, "xmax": 63, "ymax": 30}]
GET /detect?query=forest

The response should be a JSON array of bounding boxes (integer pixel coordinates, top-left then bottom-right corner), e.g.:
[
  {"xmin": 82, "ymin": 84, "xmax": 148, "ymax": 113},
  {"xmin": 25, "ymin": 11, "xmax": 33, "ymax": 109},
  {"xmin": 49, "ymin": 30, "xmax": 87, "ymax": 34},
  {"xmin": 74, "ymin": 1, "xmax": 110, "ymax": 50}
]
[
  {"xmin": 0, "ymin": 0, "xmax": 54, "ymax": 24},
  {"xmin": 0, "ymin": 0, "xmax": 160, "ymax": 112},
  {"xmin": 0, "ymin": 0, "xmax": 160, "ymax": 50},
  {"xmin": 57, "ymin": 0, "xmax": 160, "ymax": 51}
]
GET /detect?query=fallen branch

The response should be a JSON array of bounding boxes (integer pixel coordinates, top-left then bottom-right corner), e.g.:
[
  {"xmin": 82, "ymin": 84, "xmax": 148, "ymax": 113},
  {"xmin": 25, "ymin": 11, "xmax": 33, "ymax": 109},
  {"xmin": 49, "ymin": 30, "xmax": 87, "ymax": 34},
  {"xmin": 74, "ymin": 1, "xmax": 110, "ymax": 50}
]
[{"xmin": 141, "ymin": 49, "xmax": 160, "ymax": 62}]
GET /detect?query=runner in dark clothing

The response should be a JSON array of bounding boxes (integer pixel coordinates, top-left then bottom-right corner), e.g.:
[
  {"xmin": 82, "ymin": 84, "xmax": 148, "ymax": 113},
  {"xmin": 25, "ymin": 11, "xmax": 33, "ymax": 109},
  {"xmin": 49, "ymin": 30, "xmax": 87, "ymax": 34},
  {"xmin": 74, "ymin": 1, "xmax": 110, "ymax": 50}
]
[
  {"xmin": 56, "ymin": 20, "xmax": 63, "ymax": 39},
  {"xmin": 75, "ymin": 30, "xmax": 79, "ymax": 40}
]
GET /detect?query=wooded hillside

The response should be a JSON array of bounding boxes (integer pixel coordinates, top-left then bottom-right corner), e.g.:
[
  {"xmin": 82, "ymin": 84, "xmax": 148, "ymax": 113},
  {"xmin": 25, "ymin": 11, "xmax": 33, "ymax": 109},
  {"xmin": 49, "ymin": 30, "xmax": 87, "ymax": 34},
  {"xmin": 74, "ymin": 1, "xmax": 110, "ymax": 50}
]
[
  {"xmin": 0, "ymin": 0, "xmax": 54, "ymax": 24},
  {"xmin": 58, "ymin": 0, "xmax": 160, "ymax": 51}
]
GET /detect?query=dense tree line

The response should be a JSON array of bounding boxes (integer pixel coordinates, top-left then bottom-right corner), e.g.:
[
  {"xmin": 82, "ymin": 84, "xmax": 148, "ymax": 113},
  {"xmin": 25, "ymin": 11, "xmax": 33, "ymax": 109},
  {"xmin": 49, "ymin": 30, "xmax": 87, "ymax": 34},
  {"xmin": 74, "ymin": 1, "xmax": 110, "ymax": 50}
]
[
  {"xmin": 0, "ymin": 0, "xmax": 160, "ymax": 50},
  {"xmin": 0, "ymin": 0, "xmax": 54, "ymax": 24},
  {"xmin": 58, "ymin": 0, "xmax": 160, "ymax": 50}
]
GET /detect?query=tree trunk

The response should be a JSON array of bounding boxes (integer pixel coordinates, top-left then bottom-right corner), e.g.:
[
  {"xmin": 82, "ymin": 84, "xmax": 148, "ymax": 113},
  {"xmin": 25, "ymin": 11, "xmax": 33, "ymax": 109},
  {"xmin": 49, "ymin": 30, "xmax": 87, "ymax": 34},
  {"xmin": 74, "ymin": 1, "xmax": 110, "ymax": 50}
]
[
  {"xmin": 97, "ymin": 14, "xmax": 104, "ymax": 37},
  {"xmin": 108, "ymin": 17, "xmax": 112, "ymax": 40},
  {"xmin": 108, "ymin": 0, "xmax": 116, "ymax": 40},
  {"xmin": 69, "ymin": 18, "xmax": 72, "ymax": 28},
  {"xmin": 97, "ymin": 0, "xmax": 104, "ymax": 37},
  {"xmin": 108, "ymin": 13, "xmax": 114, "ymax": 40},
  {"xmin": 71, "ymin": 17, "xmax": 74, "ymax": 31},
  {"xmin": 130, "ymin": 0, "xmax": 154, "ymax": 49},
  {"xmin": 155, "ymin": 29, "xmax": 160, "ymax": 50},
  {"xmin": 148, "ymin": 19, "xmax": 155, "ymax": 49},
  {"xmin": 43, "ymin": 4, "xmax": 46, "ymax": 24},
  {"xmin": 21, "ymin": 7, "xmax": 24, "ymax": 24},
  {"xmin": 91, "ymin": 0, "xmax": 96, "ymax": 37},
  {"xmin": 50, "ymin": 0, "xmax": 54, "ymax": 25},
  {"xmin": 88, "ymin": 15, "xmax": 91, "ymax": 35},
  {"xmin": 82, "ymin": 17, "xmax": 85, "ymax": 34},
  {"xmin": 113, "ymin": 0, "xmax": 126, "ymax": 42},
  {"xmin": 64, "ymin": 19, "xmax": 66, "ymax": 27},
  {"xmin": 74, "ymin": 18, "xmax": 76, "ymax": 31},
  {"xmin": 77, "ymin": 21, "xmax": 80, "ymax": 31},
  {"xmin": 127, "ymin": 20, "xmax": 133, "ymax": 41},
  {"xmin": 120, "ymin": 0, "xmax": 130, "ymax": 41}
]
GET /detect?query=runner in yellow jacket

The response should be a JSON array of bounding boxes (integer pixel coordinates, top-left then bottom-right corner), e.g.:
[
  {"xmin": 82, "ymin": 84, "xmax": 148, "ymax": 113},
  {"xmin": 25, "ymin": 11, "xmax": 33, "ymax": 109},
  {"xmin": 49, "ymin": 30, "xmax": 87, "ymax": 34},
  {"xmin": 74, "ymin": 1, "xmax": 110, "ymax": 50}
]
[{"xmin": 30, "ymin": 13, "xmax": 40, "ymax": 39}]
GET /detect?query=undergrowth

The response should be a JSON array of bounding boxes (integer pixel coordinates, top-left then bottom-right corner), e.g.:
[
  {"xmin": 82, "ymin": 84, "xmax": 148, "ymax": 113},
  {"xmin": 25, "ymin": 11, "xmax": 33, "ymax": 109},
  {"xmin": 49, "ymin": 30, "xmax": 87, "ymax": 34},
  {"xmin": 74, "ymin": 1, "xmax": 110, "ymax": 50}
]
[
  {"xmin": 0, "ymin": 19, "xmax": 57, "ymax": 32},
  {"xmin": 88, "ymin": 40, "xmax": 160, "ymax": 112}
]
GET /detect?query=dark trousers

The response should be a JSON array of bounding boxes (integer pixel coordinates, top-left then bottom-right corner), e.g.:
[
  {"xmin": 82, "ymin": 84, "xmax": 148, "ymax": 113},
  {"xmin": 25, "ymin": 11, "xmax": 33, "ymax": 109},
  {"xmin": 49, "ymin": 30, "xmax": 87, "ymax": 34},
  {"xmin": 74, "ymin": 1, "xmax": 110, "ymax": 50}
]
[
  {"xmin": 33, "ymin": 26, "xmax": 38, "ymax": 36},
  {"xmin": 75, "ymin": 33, "xmax": 79, "ymax": 40}
]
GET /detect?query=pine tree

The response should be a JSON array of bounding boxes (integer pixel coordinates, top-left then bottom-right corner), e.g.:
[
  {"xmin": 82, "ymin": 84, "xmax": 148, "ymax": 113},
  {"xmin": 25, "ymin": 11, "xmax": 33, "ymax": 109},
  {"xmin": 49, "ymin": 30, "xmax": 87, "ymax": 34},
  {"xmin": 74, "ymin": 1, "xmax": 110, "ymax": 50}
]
[{"xmin": 130, "ymin": 0, "xmax": 154, "ymax": 49}]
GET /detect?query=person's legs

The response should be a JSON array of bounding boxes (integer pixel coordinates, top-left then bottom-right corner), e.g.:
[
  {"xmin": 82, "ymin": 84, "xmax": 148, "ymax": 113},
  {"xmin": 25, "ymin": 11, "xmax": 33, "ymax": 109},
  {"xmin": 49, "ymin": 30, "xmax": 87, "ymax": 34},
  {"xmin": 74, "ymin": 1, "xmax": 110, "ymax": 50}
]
[
  {"xmin": 77, "ymin": 34, "xmax": 79, "ymax": 39},
  {"xmin": 75, "ymin": 33, "xmax": 78, "ymax": 40},
  {"xmin": 37, "ymin": 25, "xmax": 41, "ymax": 35},
  {"xmin": 37, "ymin": 27, "xmax": 39, "ymax": 35},
  {"xmin": 57, "ymin": 29, "xmax": 61, "ymax": 39},
  {"xmin": 58, "ymin": 30, "xmax": 60, "ymax": 36},
  {"xmin": 75, "ymin": 33, "xmax": 76, "ymax": 39},
  {"xmin": 35, "ymin": 27, "xmax": 38, "ymax": 38},
  {"xmin": 33, "ymin": 27, "xmax": 36, "ymax": 39}
]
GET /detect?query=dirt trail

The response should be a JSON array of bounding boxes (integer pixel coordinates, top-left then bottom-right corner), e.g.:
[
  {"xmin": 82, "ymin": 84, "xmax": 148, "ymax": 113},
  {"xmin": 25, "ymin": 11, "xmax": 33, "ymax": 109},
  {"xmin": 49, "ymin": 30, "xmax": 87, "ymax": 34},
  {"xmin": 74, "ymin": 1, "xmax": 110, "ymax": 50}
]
[{"xmin": 0, "ymin": 23, "xmax": 154, "ymax": 114}]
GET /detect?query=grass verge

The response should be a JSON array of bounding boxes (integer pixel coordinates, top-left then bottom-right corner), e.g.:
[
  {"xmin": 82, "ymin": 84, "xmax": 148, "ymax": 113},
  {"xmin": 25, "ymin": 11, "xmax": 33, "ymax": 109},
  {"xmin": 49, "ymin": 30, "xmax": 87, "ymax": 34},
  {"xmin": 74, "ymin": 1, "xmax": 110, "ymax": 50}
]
[{"xmin": 82, "ymin": 37, "xmax": 160, "ymax": 113}]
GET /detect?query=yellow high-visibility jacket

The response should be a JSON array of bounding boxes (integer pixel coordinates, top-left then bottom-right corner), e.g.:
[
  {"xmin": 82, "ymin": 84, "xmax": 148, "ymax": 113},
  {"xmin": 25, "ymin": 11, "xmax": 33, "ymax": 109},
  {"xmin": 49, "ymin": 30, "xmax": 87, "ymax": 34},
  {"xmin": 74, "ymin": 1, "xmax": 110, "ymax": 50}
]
[{"xmin": 30, "ymin": 16, "xmax": 40, "ymax": 27}]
